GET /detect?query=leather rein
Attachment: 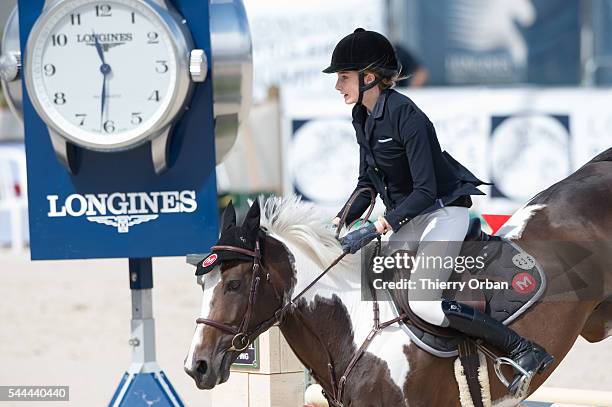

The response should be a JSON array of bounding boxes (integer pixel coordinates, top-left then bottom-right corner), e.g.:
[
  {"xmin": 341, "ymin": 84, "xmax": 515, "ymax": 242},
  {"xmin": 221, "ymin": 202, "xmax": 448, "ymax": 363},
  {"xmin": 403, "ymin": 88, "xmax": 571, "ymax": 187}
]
[
  {"xmin": 195, "ymin": 239, "xmax": 347, "ymax": 352},
  {"xmin": 195, "ymin": 188, "xmax": 406, "ymax": 407}
]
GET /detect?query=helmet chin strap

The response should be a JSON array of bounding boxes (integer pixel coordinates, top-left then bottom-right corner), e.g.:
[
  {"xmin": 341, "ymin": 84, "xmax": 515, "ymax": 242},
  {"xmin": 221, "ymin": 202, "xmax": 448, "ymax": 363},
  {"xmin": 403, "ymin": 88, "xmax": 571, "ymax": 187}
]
[{"xmin": 357, "ymin": 71, "xmax": 382, "ymax": 105}]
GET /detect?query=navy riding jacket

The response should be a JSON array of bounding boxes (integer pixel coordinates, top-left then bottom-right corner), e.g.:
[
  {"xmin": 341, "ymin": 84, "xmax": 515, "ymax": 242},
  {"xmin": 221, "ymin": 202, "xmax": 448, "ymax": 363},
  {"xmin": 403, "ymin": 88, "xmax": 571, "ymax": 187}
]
[{"xmin": 337, "ymin": 89, "xmax": 489, "ymax": 231}]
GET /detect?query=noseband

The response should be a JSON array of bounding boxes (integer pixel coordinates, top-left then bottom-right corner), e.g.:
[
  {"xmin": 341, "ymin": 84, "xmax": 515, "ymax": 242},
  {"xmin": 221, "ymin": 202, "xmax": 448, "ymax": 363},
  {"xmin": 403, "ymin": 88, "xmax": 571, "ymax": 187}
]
[{"xmin": 195, "ymin": 239, "xmax": 283, "ymax": 352}]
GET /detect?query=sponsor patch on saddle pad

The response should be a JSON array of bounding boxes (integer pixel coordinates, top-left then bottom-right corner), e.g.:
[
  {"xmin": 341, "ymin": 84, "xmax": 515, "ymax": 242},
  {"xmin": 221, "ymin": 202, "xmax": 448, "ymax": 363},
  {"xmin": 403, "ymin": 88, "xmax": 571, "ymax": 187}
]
[
  {"xmin": 389, "ymin": 239, "xmax": 546, "ymax": 358},
  {"xmin": 451, "ymin": 239, "xmax": 545, "ymax": 322}
]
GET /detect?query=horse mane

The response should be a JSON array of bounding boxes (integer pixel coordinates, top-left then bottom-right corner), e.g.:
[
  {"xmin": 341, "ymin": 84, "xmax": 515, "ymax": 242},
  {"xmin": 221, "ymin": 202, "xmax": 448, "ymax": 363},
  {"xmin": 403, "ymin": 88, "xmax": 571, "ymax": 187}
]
[{"xmin": 259, "ymin": 195, "xmax": 359, "ymax": 271}]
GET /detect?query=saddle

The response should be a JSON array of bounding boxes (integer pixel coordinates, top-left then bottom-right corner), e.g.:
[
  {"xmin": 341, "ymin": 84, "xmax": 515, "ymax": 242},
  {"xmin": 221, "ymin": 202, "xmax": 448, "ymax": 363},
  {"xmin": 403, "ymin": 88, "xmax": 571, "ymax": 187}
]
[
  {"xmin": 365, "ymin": 217, "xmax": 546, "ymax": 358},
  {"xmin": 360, "ymin": 218, "xmax": 547, "ymax": 406}
]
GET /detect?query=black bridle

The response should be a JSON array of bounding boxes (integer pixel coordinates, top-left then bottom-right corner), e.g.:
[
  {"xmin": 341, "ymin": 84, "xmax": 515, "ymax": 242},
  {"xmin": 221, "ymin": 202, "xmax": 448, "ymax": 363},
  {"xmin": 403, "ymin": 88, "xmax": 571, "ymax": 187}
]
[
  {"xmin": 195, "ymin": 235, "xmax": 348, "ymax": 352},
  {"xmin": 195, "ymin": 239, "xmax": 284, "ymax": 352}
]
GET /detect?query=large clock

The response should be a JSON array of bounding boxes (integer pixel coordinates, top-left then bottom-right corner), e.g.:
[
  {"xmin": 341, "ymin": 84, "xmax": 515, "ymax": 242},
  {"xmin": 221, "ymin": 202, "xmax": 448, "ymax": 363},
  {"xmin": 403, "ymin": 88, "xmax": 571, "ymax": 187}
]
[
  {"xmin": 25, "ymin": 0, "xmax": 202, "ymax": 173},
  {"xmin": 0, "ymin": 0, "xmax": 252, "ymax": 174}
]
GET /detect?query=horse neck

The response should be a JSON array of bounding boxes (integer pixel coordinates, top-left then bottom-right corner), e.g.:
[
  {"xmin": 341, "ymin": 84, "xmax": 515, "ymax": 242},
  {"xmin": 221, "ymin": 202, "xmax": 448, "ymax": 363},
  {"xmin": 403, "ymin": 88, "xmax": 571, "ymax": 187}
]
[
  {"xmin": 273, "ymin": 236, "xmax": 376, "ymax": 393},
  {"xmin": 281, "ymin": 236, "xmax": 364, "ymax": 317}
]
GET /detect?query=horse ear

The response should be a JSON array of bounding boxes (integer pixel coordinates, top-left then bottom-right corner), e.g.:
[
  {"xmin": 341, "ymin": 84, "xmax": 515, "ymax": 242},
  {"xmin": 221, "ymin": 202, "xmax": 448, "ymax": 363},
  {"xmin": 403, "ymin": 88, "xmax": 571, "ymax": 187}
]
[
  {"xmin": 221, "ymin": 201, "xmax": 237, "ymax": 232},
  {"xmin": 242, "ymin": 199, "xmax": 261, "ymax": 233}
]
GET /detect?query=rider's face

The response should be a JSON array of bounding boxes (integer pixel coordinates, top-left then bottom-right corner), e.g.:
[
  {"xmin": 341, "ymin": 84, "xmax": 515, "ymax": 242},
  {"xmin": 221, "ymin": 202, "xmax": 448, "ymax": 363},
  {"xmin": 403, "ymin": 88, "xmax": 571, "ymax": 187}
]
[
  {"xmin": 335, "ymin": 71, "xmax": 359, "ymax": 104},
  {"xmin": 335, "ymin": 71, "xmax": 376, "ymax": 105}
]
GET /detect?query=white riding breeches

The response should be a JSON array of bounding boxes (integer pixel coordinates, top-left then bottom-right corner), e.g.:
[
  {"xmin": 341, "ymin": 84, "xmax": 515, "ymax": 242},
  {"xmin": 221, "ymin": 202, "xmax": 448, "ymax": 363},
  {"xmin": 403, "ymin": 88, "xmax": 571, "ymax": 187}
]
[{"xmin": 388, "ymin": 206, "xmax": 470, "ymax": 327}]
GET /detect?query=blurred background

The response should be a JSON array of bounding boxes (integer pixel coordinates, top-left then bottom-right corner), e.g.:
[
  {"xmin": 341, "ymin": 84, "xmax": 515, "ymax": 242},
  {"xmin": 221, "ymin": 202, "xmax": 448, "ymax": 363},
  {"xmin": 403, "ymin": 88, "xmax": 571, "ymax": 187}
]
[
  {"xmin": 1, "ymin": 1, "xmax": 611, "ymax": 406},
  {"xmin": 4, "ymin": 0, "xmax": 612, "ymax": 245}
]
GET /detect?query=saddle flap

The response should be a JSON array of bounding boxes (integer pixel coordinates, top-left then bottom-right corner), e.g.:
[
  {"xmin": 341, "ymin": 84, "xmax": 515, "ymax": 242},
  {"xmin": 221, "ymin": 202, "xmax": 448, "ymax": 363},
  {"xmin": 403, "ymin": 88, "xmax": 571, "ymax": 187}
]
[{"xmin": 375, "ymin": 237, "xmax": 546, "ymax": 357}]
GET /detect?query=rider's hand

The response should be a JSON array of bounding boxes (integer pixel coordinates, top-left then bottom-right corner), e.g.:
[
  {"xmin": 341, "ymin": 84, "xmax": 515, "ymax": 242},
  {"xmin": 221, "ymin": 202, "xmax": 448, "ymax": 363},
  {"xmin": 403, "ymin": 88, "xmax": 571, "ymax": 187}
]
[
  {"xmin": 339, "ymin": 223, "xmax": 379, "ymax": 254},
  {"xmin": 331, "ymin": 217, "xmax": 341, "ymax": 226},
  {"xmin": 375, "ymin": 216, "xmax": 392, "ymax": 234}
]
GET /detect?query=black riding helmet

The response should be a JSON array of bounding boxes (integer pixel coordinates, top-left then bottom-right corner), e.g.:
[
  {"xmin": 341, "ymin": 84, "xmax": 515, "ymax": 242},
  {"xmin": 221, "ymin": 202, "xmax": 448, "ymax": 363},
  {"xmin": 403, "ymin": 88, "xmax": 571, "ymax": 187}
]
[{"xmin": 323, "ymin": 28, "xmax": 399, "ymax": 104}]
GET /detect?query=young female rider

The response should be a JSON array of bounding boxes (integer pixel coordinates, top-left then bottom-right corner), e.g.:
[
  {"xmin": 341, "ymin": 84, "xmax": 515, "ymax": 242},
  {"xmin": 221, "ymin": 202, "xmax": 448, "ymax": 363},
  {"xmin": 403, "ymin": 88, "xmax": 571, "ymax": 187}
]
[{"xmin": 324, "ymin": 28, "xmax": 554, "ymax": 396}]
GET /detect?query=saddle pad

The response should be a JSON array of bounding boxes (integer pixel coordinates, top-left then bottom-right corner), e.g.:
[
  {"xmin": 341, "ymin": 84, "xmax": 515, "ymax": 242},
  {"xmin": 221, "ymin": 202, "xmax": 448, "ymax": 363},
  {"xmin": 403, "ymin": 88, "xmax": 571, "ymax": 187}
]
[{"xmin": 388, "ymin": 239, "xmax": 547, "ymax": 358}]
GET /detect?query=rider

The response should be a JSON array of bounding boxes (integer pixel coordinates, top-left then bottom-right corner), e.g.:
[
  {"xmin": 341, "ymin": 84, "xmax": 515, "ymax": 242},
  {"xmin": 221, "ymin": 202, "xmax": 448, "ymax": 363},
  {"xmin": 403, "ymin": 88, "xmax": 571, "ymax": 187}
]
[{"xmin": 324, "ymin": 28, "xmax": 554, "ymax": 395}]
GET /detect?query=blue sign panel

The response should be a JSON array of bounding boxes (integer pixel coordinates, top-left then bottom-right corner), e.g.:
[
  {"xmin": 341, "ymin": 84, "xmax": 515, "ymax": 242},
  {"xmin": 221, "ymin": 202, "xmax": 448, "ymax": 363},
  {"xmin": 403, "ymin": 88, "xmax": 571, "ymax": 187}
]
[
  {"xmin": 109, "ymin": 371, "xmax": 184, "ymax": 407},
  {"xmin": 19, "ymin": 0, "xmax": 219, "ymax": 260},
  {"xmin": 405, "ymin": 0, "xmax": 580, "ymax": 85},
  {"xmin": 592, "ymin": 0, "xmax": 612, "ymax": 84}
]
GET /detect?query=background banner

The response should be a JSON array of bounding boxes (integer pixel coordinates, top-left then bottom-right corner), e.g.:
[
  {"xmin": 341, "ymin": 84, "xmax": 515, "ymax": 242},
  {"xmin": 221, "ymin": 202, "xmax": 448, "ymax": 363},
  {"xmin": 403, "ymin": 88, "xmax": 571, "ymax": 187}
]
[
  {"xmin": 402, "ymin": 0, "xmax": 581, "ymax": 85},
  {"xmin": 282, "ymin": 88, "xmax": 612, "ymax": 216}
]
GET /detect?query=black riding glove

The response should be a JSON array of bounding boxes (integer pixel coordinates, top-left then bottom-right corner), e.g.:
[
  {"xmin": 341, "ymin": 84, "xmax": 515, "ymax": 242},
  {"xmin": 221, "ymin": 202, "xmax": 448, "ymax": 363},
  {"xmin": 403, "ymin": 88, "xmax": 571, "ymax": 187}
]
[{"xmin": 339, "ymin": 223, "xmax": 379, "ymax": 254}]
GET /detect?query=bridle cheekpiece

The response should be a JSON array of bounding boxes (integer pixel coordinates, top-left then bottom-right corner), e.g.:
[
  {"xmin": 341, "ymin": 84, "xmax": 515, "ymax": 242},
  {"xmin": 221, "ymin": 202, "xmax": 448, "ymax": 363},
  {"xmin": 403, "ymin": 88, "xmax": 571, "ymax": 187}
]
[{"xmin": 195, "ymin": 236, "xmax": 283, "ymax": 352}]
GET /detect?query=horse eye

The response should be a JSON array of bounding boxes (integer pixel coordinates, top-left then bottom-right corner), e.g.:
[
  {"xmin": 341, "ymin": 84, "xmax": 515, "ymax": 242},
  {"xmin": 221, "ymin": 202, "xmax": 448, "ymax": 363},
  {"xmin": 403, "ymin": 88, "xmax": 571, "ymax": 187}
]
[{"xmin": 227, "ymin": 280, "xmax": 241, "ymax": 291}]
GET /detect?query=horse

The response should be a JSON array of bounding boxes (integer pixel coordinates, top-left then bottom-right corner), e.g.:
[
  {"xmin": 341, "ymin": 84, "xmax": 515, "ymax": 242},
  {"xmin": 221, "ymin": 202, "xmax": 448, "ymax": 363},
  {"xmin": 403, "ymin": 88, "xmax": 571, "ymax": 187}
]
[{"xmin": 184, "ymin": 148, "xmax": 612, "ymax": 406}]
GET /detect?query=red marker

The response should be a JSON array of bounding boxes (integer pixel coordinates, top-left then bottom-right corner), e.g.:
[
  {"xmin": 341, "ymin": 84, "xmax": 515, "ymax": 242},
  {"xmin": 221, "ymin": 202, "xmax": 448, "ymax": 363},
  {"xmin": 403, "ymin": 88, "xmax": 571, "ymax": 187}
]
[
  {"xmin": 481, "ymin": 214, "xmax": 512, "ymax": 235},
  {"xmin": 202, "ymin": 253, "xmax": 218, "ymax": 268}
]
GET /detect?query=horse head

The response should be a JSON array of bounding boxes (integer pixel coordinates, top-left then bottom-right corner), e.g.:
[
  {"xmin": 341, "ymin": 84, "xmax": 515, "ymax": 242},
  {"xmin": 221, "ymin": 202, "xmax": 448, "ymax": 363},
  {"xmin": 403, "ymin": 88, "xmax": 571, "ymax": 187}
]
[{"xmin": 184, "ymin": 200, "xmax": 294, "ymax": 389}]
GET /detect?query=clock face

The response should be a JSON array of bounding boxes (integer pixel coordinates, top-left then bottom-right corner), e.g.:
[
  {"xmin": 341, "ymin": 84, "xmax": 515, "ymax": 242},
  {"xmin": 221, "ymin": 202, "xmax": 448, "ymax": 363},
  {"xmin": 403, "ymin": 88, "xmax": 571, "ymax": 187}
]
[{"xmin": 26, "ymin": 0, "xmax": 190, "ymax": 150}]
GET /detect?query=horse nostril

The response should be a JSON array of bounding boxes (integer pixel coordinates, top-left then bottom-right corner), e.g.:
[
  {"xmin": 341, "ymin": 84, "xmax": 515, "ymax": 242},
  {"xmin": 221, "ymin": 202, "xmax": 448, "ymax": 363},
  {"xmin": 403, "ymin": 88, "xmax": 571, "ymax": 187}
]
[{"xmin": 196, "ymin": 359, "xmax": 208, "ymax": 375}]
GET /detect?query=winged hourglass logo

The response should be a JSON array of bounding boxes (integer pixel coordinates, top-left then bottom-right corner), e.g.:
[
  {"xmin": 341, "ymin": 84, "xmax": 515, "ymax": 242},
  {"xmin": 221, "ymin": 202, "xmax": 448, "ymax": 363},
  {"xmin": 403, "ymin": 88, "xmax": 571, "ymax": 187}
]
[{"xmin": 87, "ymin": 214, "xmax": 159, "ymax": 233}]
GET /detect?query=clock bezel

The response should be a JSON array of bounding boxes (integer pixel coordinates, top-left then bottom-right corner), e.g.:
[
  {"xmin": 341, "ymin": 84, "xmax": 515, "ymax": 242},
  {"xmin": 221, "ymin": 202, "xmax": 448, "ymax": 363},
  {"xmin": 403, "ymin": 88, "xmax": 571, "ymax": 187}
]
[{"xmin": 25, "ymin": 0, "xmax": 194, "ymax": 152}]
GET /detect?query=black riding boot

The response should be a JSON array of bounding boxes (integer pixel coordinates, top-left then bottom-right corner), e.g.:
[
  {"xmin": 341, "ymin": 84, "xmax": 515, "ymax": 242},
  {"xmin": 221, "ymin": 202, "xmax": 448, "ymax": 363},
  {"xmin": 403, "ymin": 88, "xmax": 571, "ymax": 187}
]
[{"xmin": 442, "ymin": 299, "xmax": 555, "ymax": 395}]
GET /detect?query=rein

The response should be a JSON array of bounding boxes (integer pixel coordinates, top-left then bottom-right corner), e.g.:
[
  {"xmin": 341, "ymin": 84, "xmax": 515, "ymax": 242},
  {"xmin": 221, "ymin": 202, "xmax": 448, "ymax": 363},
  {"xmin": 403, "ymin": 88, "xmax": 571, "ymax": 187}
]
[
  {"xmin": 195, "ymin": 188, "xmax": 406, "ymax": 407},
  {"xmin": 195, "ymin": 239, "xmax": 348, "ymax": 351}
]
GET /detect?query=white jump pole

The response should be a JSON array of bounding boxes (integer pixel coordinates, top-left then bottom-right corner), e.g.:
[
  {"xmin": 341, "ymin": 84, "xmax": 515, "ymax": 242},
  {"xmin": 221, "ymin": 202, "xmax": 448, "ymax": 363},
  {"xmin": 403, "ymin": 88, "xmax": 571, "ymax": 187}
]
[{"xmin": 526, "ymin": 387, "xmax": 612, "ymax": 406}]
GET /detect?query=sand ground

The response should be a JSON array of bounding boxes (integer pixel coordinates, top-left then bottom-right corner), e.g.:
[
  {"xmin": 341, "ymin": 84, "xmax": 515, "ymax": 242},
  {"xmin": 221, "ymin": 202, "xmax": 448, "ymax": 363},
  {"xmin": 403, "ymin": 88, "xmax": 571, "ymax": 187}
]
[{"xmin": 0, "ymin": 250, "xmax": 610, "ymax": 407}]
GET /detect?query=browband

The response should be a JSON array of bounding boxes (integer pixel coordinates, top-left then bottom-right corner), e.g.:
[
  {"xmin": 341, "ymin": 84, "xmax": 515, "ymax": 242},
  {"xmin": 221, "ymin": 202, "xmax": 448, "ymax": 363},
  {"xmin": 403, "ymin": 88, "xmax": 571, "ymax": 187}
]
[{"xmin": 211, "ymin": 245, "xmax": 258, "ymax": 258}]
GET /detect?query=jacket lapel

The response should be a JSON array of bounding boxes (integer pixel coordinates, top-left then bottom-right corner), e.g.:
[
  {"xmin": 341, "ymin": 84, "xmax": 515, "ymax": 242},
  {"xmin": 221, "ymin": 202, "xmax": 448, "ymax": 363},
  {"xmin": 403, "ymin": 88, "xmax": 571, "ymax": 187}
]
[
  {"xmin": 352, "ymin": 105, "xmax": 368, "ymax": 145},
  {"xmin": 366, "ymin": 89, "xmax": 389, "ymax": 142},
  {"xmin": 365, "ymin": 115, "xmax": 375, "ymax": 142}
]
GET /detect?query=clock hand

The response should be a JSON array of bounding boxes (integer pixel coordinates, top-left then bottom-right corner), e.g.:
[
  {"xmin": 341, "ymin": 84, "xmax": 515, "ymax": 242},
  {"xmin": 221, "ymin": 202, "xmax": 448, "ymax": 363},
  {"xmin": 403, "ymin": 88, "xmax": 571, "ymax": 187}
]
[
  {"xmin": 92, "ymin": 30, "xmax": 105, "ymax": 64},
  {"xmin": 100, "ymin": 73, "xmax": 106, "ymax": 129},
  {"xmin": 93, "ymin": 30, "xmax": 111, "ymax": 129},
  {"xmin": 100, "ymin": 63, "xmax": 111, "ymax": 130}
]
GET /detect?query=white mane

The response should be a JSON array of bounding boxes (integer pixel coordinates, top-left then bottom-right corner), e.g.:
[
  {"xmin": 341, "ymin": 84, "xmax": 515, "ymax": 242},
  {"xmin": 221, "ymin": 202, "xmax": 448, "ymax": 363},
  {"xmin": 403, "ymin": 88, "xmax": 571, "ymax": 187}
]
[
  {"xmin": 259, "ymin": 195, "xmax": 360, "ymax": 272},
  {"xmin": 186, "ymin": 197, "xmax": 408, "ymax": 388},
  {"xmin": 257, "ymin": 196, "xmax": 411, "ymax": 393}
]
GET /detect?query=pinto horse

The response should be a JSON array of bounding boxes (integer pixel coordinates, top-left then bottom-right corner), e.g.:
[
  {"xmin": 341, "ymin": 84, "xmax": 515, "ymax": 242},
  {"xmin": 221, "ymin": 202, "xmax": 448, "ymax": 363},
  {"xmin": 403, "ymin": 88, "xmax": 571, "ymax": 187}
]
[{"xmin": 185, "ymin": 149, "xmax": 612, "ymax": 406}]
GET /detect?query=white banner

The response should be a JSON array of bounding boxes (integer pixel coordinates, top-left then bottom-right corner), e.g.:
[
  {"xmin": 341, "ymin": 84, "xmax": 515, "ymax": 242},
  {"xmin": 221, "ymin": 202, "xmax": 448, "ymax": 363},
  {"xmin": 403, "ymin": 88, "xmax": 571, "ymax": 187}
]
[
  {"xmin": 243, "ymin": 0, "xmax": 385, "ymax": 102},
  {"xmin": 282, "ymin": 87, "xmax": 612, "ymax": 217}
]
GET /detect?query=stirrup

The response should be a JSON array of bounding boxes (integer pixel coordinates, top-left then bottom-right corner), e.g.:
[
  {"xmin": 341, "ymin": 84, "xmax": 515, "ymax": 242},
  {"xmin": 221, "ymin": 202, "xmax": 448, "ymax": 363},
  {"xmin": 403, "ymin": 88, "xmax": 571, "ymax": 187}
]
[{"xmin": 493, "ymin": 356, "xmax": 533, "ymax": 398}]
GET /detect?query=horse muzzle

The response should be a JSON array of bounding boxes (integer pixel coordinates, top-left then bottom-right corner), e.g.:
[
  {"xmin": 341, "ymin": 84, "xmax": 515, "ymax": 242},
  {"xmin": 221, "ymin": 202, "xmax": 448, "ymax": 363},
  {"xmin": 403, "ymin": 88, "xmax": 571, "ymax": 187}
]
[{"xmin": 184, "ymin": 351, "xmax": 233, "ymax": 390}]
